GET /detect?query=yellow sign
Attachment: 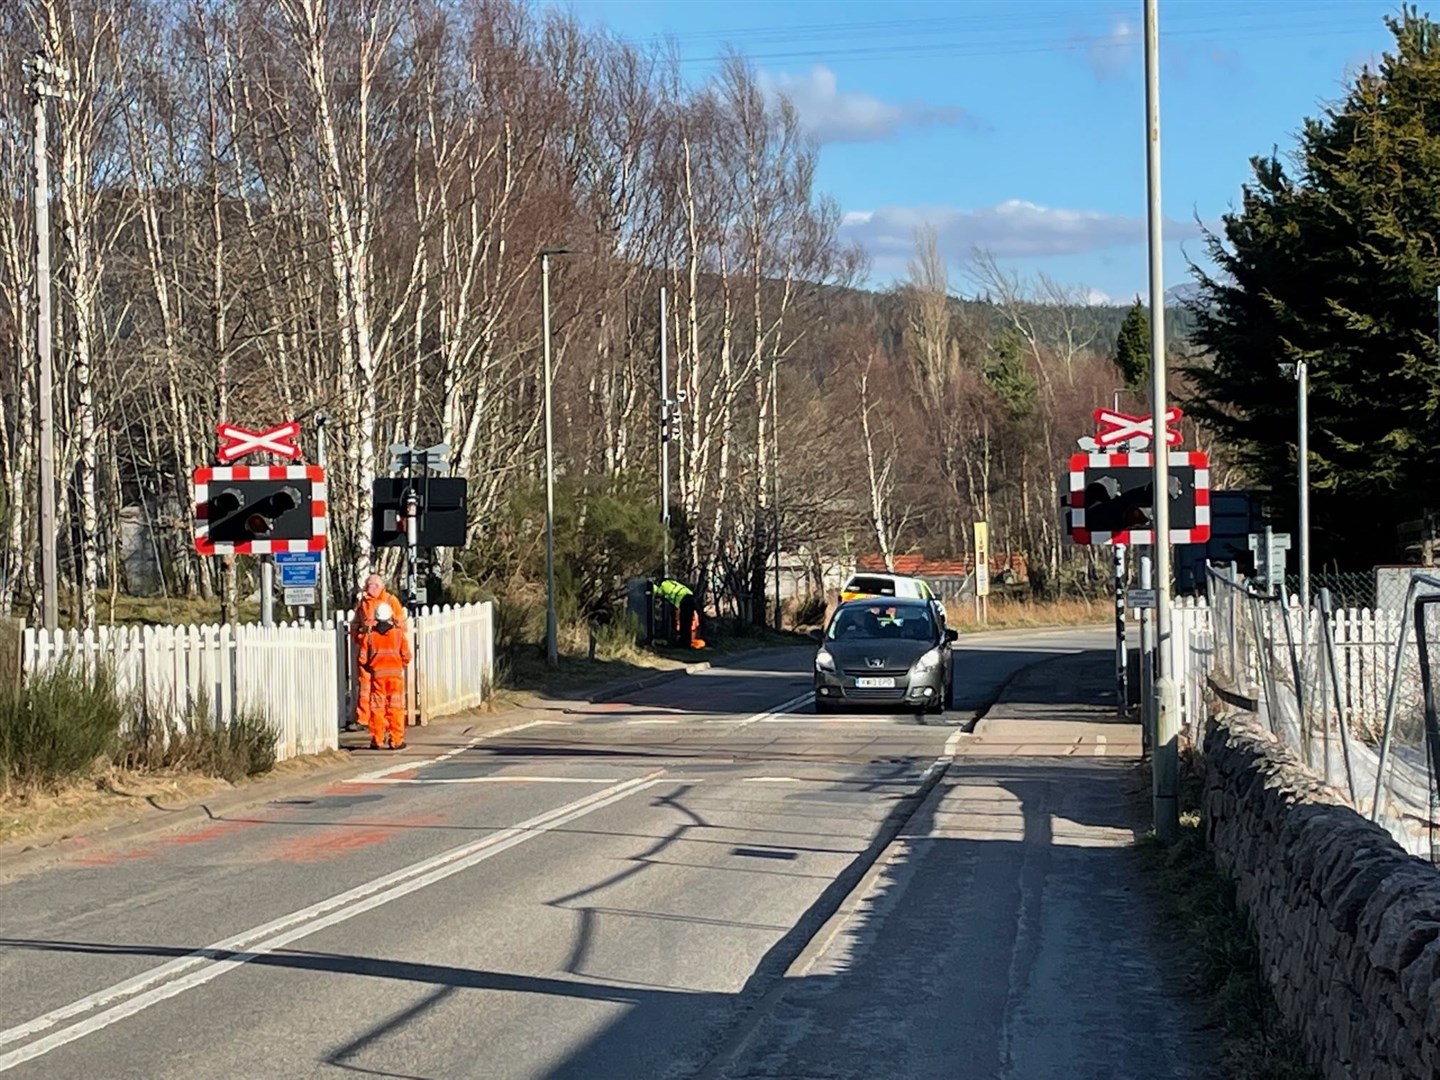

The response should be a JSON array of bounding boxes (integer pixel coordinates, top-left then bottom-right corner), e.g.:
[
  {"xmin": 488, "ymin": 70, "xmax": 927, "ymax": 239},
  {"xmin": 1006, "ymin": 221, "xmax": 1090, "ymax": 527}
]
[{"xmin": 974, "ymin": 522, "xmax": 991, "ymax": 598}]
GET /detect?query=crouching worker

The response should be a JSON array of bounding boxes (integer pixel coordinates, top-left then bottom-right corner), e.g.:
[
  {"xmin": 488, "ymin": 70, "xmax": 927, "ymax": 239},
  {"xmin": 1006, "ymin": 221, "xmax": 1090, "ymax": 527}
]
[{"xmin": 362, "ymin": 602, "xmax": 412, "ymax": 750}]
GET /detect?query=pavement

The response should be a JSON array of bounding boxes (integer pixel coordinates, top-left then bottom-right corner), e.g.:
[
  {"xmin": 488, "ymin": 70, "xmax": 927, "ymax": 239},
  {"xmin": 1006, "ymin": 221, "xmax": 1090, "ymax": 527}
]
[{"xmin": 0, "ymin": 625, "xmax": 1218, "ymax": 1078}]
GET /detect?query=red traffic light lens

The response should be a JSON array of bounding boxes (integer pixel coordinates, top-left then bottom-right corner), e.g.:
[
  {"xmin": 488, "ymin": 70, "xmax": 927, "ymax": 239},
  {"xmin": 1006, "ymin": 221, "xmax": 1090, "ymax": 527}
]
[{"xmin": 246, "ymin": 513, "xmax": 272, "ymax": 534}]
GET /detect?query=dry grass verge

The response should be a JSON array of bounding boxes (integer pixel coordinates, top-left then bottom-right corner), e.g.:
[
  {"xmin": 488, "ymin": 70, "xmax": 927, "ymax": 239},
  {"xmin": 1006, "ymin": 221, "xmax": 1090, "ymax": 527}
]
[
  {"xmin": 946, "ymin": 596, "xmax": 1107, "ymax": 632},
  {"xmin": 1138, "ymin": 777, "xmax": 1319, "ymax": 1080}
]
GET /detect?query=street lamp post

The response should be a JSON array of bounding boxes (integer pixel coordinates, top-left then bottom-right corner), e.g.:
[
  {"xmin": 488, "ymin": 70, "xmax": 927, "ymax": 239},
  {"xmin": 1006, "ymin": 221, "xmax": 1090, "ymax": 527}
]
[
  {"xmin": 1143, "ymin": 0, "xmax": 1179, "ymax": 843},
  {"xmin": 540, "ymin": 247, "xmax": 576, "ymax": 669}
]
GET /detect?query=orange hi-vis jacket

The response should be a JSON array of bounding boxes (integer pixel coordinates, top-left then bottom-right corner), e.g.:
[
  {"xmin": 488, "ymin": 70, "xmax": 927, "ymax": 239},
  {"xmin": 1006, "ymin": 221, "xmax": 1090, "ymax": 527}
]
[
  {"xmin": 351, "ymin": 590, "xmax": 406, "ymax": 642},
  {"xmin": 363, "ymin": 622, "xmax": 412, "ymax": 675}
]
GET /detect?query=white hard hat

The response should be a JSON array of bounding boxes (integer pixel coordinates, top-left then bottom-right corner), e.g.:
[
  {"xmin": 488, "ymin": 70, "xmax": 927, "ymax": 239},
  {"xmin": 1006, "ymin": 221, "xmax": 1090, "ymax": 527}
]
[{"xmin": 375, "ymin": 602, "xmax": 394, "ymax": 622}]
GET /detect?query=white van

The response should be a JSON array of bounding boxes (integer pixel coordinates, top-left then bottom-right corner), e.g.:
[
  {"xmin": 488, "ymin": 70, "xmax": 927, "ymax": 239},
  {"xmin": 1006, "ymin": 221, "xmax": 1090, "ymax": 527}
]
[
  {"xmin": 840, "ymin": 572, "xmax": 934, "ymax": 603},
  {"xmin": 840, "ymin": 572, "xmax": 948, "ymax": 625}
]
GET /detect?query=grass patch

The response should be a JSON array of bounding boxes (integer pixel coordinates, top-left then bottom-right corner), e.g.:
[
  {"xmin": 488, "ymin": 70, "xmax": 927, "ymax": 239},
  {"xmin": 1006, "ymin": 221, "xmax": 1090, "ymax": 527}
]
[
  {"xmin": 0, "ymin": 663, "xmax": 125, "ymax": 796},
  {"xmin": 1139, "ymin": 797, "xmax": 1319, "ymax": 1079},
  {"xmin": 0, "ymin": 663, "xmax": 282, "ymax": 847},
  {"xmin": 117, "ymin": 698, "xmax": 278, "ymax": 784}
]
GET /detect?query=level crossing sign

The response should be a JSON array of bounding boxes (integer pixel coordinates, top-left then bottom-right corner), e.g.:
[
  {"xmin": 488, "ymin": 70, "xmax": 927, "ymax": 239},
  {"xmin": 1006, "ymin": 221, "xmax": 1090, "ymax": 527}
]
[{"xmin": 1092, "ymin": 406, "xmax": 1183, "ymax": 448}]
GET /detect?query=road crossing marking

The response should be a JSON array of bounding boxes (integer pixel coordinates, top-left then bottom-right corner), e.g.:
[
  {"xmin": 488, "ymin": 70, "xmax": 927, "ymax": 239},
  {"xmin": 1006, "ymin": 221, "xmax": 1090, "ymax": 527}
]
[
  {"xmin": 735, "ymin": 691, "xmax": 815, "ymax": 726},
  {"xmin": 364, "ymin": 775, "xmax": 630, "ymax": 785},
  {"xmin": 345, "ymin": 719, "xmax": 553, "ymax": 784},
  {"xmin": 0, "ymin": 773, "xmax": 666, "ymax": 1073}
]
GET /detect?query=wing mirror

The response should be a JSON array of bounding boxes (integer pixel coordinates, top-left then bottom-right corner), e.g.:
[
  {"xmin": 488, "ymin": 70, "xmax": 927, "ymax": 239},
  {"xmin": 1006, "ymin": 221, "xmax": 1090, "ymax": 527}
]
[{"xmin": 945, "ymin": 628, "xmax": 959, "ymax": 643}]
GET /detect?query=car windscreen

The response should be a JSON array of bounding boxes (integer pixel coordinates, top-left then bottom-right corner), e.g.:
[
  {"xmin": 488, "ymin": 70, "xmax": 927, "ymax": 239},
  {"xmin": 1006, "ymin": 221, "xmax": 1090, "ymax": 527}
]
[
  {"xmin": 845, "ymin": 575, "xmax": 897, "ymax": 596},
  {"xmin": 826, "ymin": 605, "xmax": 935, "ymax": 642}
]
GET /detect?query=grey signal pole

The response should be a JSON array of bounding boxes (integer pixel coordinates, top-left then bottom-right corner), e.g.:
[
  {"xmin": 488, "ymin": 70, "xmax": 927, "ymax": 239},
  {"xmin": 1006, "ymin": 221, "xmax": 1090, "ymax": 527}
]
[
  {"xmin": 540, "ymin": 247, "xmax": 577, "ymax": 669},
  {"xmin": 27, "ymin": 53, "xmax": 64, "ymax": 631},
  {"xmin": 1144, "ymin": 0, "xmax": 1179, "ymax": 842},
  {"xmin": 659, "ymin": 285, "xmax": 670, "ymax": 579},
  {"xmin": 1297, "ymin": 358, "xmax": 1310, "ymax": 611}
]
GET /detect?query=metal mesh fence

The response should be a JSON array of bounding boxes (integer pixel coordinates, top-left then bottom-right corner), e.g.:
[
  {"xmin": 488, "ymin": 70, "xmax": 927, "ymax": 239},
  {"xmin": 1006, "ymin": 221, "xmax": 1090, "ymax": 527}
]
[
  {"xmin": 1203, "ymin": 566, "xmax": 1440, "ymax": 862},
  {"xmin": 1284, "ymin": 571, "xmax": 1374, "ymax": 609}
]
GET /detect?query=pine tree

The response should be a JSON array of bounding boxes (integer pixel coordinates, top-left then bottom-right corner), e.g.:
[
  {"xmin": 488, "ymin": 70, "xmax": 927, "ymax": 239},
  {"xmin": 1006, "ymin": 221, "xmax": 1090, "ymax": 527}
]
[
  {"xmin": 1185, "ymin": 5, "xmax": 1440, "ymax": 566},
  {"xmin": 1113, "ymin": 298, "xmax": 1150, "ymax": 389}
]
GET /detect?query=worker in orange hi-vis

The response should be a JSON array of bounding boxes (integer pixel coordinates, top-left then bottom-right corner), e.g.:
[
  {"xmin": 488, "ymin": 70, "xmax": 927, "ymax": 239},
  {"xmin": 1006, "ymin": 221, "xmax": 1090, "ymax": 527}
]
[
  {"xmin": 361, "ymin": 601, "xmax": 412, "ymax": 750},
  {"xmin": 348, "ymin": 574, "xmax": 406, "ymax": 733}
]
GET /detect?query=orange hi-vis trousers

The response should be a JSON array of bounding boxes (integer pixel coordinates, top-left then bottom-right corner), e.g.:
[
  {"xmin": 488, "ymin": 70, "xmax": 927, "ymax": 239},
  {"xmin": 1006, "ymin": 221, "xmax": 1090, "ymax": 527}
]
[{"xmin": 368, "ymin": 673, "xmax": 406, "ymax": 747}]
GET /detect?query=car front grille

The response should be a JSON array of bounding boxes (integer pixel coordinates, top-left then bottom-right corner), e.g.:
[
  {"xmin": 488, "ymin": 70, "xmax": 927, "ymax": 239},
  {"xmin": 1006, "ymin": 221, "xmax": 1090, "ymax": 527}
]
[
  {"xmin": 843, "ymin": 667, "xmax": 910, "ymax": 678},
  {"xmin": 843, "ymin": 686, "xmax": 910, "ymax": 700}
]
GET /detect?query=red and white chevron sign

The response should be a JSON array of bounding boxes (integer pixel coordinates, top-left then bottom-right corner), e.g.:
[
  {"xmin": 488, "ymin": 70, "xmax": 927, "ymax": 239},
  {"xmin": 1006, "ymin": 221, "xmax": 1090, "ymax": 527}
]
[
  {"xmin": 216, "ymin": 420, "xmax": 301, "ymax": 463},
  {"xmin": 1093, "ymin": 406, "xmax": 1183, "ymax": 448}
]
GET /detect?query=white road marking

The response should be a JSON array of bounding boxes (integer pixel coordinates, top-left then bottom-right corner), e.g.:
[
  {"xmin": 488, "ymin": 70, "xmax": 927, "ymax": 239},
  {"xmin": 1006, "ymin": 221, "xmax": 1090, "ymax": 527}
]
[
  {"xmin": 738, "ymin": 776, "xmax": 924, "ymax": 786},
  {"xmin": 759, "ymin": 715, "xmax": 887, "ymax": 724},
  {"xmin": 735, "ymin": 691, "xmax": 815, "ymax": 726},
  {"xmin": 944, "ymin": 729, "xmax": 966, "ymax": 758},
  {"xmin": 0, "ymin": 772, "xmax": 666, "ymax": 1073},
  {"xmin": 364, "ymin": 775, "xmax": 631, "ymax": 785},
  {"xmin": 741, "ymin": 776, "xmax": 804, "ymax": 783},
  {"xmin": 346, "ymin": 719, "xmax": 552, "ymax": 783},
  {"xmin": 1094, "ymin": 734, "xmax": 1107, "ymax": 757}
]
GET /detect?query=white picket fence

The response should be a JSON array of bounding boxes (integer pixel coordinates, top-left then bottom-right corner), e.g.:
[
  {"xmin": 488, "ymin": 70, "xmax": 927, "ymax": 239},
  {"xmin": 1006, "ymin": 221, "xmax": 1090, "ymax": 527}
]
[
  {"xmin": 412, "ymin": 603, "xmax": 495, "ymax": 719},
  {"xmin": 21, "ymin": 622, "xmax": 339, "ymax": 760},
  {"xmin": 20, "ymin": 599, "xmax": 496, "ymax": 762},
  {"xmin": 1164, "ymin": 598, "xmax": 1404, "ymax": 745}
]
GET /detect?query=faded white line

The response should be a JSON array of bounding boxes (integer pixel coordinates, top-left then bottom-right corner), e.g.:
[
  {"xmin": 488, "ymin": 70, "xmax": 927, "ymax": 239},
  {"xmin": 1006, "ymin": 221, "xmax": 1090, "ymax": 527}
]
[
  {"xmin": 759, "ymin": 715, "xmax": 894, "ymax": 724},
  {"xmin": 0, "ymin": 772, "xmax": 665, "ymax": 1072},
  {"xmin": 365, "ymin": 775, "xmax": 632, "ymax": 785},
  {"xmin": 346, "ymin": 719, "xmax": 551, "ymax": 783},
  {"xmin": 739, "ymin": 776, "xmax": 926, "ymax": 786},
  {"xmin": 1094, "ymin": 734, "xmax": 1107, "ymax": 757},
  {"xmin": 735, "ymin": 690, "xmax": 815, "ymax": 727}
]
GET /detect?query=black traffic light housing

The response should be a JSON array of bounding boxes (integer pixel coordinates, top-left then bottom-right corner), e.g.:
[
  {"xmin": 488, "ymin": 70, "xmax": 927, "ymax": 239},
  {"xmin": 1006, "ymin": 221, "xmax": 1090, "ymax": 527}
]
[
  {"xmin": 1076, "ymin": 465, "xmax": 1198, "ymax": 538},
  {"xmin": 1083, "ymin": 475, "xmax": 1183, "ymax": 534},
  {"xmin": 207, "ymin": 480, "xmax": 313, "ymax": 543},
  {"xmin": 371, "ymin": 477, "xmax": 469, "ymax": 549}
]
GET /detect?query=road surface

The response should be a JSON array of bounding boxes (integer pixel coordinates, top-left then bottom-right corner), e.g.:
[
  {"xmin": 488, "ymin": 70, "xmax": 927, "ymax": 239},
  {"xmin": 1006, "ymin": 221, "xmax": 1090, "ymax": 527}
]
[{"xmin": 0, "ymin": 626, "xmax": 1210, "ymax": 1078}]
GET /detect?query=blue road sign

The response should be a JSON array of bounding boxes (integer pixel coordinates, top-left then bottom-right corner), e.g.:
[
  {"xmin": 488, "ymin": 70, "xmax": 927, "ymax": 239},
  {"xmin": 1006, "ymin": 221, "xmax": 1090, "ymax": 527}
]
[{"xmin": 275, "ymin": 551, "xmax": 321, "ymax": 588}]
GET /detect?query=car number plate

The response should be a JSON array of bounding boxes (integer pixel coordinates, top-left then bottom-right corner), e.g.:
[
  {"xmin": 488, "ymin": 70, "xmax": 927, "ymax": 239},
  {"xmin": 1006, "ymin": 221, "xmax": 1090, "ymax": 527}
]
[{"xmin": 855, "ymin": 677, "xmax": 895, "ymax": 689}]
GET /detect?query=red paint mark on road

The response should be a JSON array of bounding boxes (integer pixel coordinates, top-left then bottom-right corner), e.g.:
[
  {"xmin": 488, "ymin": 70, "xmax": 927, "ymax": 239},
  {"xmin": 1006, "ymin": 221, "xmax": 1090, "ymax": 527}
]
[
  {"xmin": 258, "ymin": 811, "xmax": 448, "ymax": 864},
  {"xmin": 266, "ymin": 826, "xmax": 399, "ymax": 863},
  {"xmin": 72, "ymin": 846, "xmax": 156, "ymax": 868},
  {"xmin": 165, "ymin": 820, "xmax": 253, "ymax": 847}
]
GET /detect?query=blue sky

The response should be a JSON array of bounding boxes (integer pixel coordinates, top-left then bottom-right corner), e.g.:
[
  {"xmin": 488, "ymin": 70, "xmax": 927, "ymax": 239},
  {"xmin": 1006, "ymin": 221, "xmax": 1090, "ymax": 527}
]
[{"xmin": 552, "ymin": 0, "xmax": 1403, "ymax": 303}]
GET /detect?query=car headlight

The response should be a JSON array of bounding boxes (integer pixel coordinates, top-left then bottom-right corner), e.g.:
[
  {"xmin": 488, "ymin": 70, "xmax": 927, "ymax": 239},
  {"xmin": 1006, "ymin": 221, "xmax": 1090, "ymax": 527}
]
[
  {"xmin": 815, "ymin": 648, "xmax": 836, "ymax": 673},
  {"xmin": 911, "ymin": 647, "xmax": 943, "ymax": 674}
]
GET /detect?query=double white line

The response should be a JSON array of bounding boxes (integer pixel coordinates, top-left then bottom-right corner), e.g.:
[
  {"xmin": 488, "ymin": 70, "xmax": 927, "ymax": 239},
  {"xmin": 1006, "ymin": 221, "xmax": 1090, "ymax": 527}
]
[{"xmin": 0, "ymin": 772, "xmax": 665, "ymax": 1073}]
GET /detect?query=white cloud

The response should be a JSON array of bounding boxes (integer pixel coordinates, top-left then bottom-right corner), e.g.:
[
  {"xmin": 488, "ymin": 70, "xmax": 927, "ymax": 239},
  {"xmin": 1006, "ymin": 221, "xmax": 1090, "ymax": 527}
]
[
  {"xmin": 1082, "ymin": 17, "xmax": 1141, "ymax": 81},
  {"xmin": 1083, "ymin": 287, "xmax": 1118, "ymax": 306},
  {"xmin": 759, "ymin": 65, "xmax": 971, "ymax": 144},
  {"xmin": 839, "ymin": 200, "xmax": 1205, "ymax": 264}
]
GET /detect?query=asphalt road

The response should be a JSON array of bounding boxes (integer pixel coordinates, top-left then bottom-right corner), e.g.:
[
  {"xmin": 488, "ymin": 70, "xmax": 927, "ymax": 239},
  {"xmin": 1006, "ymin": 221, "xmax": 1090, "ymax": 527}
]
[{"xmin": 0, "ymin": 626, "xmax": 1111, "ymax": 1079}]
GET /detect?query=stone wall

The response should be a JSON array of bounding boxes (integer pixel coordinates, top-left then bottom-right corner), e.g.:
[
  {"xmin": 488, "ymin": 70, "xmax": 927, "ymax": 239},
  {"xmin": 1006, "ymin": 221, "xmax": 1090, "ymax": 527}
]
[{"xmin": 1203, "ymin": 712, "xmax": 1440, "ymax": 1080}]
